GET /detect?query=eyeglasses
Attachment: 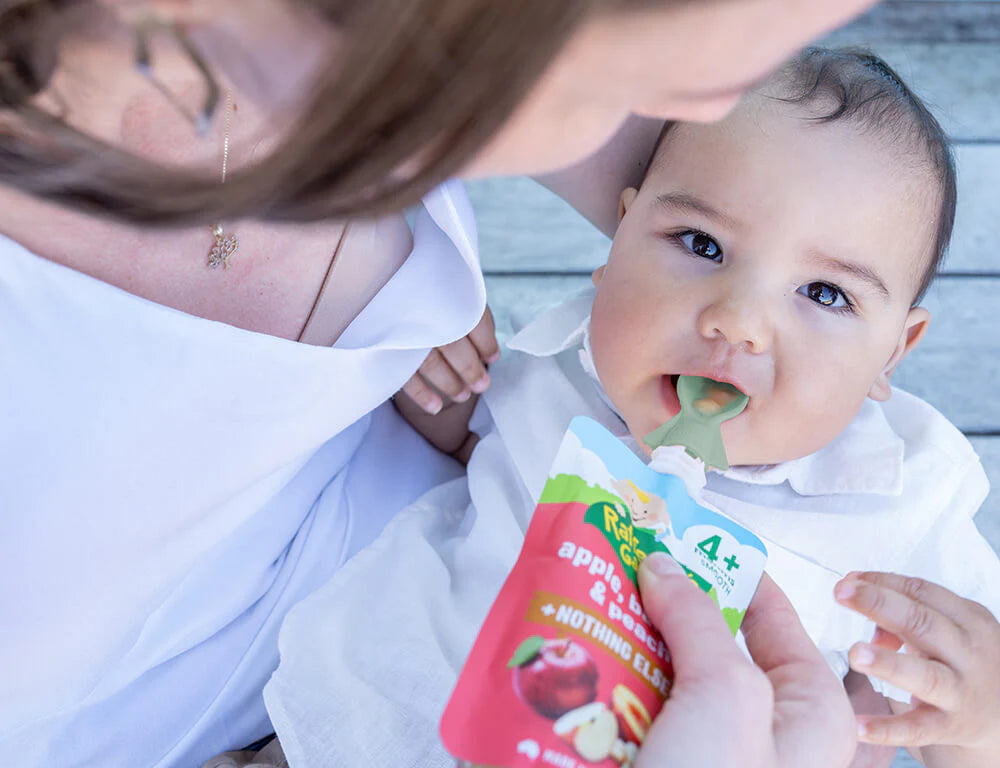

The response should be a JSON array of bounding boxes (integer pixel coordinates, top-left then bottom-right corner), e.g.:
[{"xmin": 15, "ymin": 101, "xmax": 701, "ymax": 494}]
[{"xmin": 134, "ymin": 18, "xmax": 220, "ymax": 135}]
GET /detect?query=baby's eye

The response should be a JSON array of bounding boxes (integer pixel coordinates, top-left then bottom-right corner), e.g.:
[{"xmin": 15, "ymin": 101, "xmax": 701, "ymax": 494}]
[
  {"xmin": 676, "ymin": 231, "xmax": 723, "ymax": 262},
  {"xmin": 798, "ymin": 281, "xmax": 851, "ymax": 311}
]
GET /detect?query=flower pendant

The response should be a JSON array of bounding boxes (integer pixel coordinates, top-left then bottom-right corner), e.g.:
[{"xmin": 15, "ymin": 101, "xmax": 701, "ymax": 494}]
[{"xmin": 208, "ymin": 224, "xmax": 239, "ymax": 269}]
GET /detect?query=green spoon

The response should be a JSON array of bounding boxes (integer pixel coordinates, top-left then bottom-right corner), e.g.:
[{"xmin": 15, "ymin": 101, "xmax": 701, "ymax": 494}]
[{"xmin": 643, "ymin": 376, "xmax": 749, "ymax": 470}]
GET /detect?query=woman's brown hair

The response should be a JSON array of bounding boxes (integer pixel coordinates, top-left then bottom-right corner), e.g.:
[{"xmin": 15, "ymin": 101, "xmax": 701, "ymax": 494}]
[{"xmin": 0, "ymin": 0, "xmax": 661, "ymax": 225}]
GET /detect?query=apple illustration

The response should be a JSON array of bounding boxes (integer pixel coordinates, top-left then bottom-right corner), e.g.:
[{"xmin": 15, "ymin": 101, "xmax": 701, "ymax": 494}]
[
  {"xmin": 511, "ymin": 637, "xmax": 599, "ymax": 719},
  {"xmin": 610, "ymin": 684, "xmax": 652, "ymax": 744},
  {"xmin": 553, "ymin": 702, "xmax": 620, "ymax": 763}
]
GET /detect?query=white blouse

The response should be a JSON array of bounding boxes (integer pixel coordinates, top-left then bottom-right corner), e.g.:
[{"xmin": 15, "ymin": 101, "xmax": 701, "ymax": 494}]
[{"xmin": 0, "ymin": 180, "xmax": 485, "ymax": 768}]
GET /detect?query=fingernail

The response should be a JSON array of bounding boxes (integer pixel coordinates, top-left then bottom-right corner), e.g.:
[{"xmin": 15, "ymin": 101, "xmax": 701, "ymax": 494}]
[
  {"xmin": 471, "ymin": 374, "xmax": 490, "ymax": 393},
  {"xmin": 454, "ymin": 389, "xmax": 471, "ymax": 403},
  {"xmin": 487, "ymin": 351, "xmax": 501, "ymax": 364},
  {"xmin": 426, "ymin": 398, "xmax": 443, "ymax": 415},
  {"xmin": 835, "ymin": 580, "xmax": 856, "ymax": 600},
  {"xmin": 643, "ymin": 552, "xmax": 684, "ymax": 577},
  {"xmin": 857, "ymin": 721, "xmax": 869, "ymax": 739},
  {"xmin": 853, "ymin": 645, "xmax": 875, "ymax": 668}
]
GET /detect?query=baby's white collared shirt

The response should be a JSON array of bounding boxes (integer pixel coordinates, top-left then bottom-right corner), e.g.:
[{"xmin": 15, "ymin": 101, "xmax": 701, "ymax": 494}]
[{"xmin": 496, "ymin": 288, "xmax": 998, "ymax": 699}]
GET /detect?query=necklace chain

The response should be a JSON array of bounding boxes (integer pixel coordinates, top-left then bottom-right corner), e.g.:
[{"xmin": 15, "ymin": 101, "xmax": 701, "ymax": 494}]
[
  {"xmin": 220, "ymin": 90, "xmax": 231, "ymax": 184},
  {"xmin": 207, "ymin": 90, "xmax": 238, "ymax": 270}
]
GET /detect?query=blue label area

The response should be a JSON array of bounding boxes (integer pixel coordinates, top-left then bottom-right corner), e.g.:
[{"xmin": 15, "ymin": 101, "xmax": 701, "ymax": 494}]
[{"xmin": 568, "ymin": 416, "xmax": 767, "ymax": 555}]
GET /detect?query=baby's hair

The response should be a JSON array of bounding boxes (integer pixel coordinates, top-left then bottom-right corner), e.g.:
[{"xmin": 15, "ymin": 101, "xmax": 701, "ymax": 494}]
[
  {"xmin": 648, "ymin": 47, "xmax": 955, "ymax": 305},
  {"xmin": 776, "ymin": 48, "xmax": 955, "ymax": 304}
]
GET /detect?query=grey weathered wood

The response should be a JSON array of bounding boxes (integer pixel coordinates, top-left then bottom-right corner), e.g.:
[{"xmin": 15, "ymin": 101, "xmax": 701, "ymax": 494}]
[
  {"xmin": 485, "ymin": 274, "xmax": 591, "ymax": 336},
  {"xmin": 950, "ymin": 144, "xmax": 1000, "ymax": 272},
  {"xmin": 484, "ymin": 275, "xmax": 1000, "ymax": 433},
  {"xmin": 836, "ymin": 44, "xmax": 1000, "ymax": 141},
  {"xmin": 469, "ymin": 144, "xmax": 1000, "ymax": 275},
  {"xmin": 900, "ymin": 277, "xmax": 1000, "ymax": 431},
  {"xmin": 832, "ymin": 1, "xmax": 1000, "ymax": 43},
  {"xmin": 470, "ymin": 177, "xmax": 609, "ymax": 274}
]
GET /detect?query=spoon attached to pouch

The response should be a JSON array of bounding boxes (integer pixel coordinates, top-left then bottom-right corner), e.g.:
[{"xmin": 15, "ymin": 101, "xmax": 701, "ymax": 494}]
[{"xmin": 643, "ymin": 376, "xmax": 749, "ymax": 470}]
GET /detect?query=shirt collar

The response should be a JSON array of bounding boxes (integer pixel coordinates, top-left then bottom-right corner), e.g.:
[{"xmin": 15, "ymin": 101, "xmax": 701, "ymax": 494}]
[{"xmin": 507, "ymin": 287, "xmax": 905, "ymax": 497}]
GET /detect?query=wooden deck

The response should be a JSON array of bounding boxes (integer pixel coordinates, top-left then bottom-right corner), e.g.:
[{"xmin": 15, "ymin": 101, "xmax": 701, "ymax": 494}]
[{"xmin": 469, "ymin": 7, "xmax": 998, "ymax": 763}]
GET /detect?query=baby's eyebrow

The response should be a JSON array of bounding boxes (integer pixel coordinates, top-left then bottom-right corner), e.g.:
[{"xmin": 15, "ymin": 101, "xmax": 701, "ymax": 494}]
[
  {"xmin": 653, "ymin": 192, "xmax": 740, "ymax": 232},
  {"xmin": 811, "ymin": 252, "xmax": 891, "ymax": 299}
]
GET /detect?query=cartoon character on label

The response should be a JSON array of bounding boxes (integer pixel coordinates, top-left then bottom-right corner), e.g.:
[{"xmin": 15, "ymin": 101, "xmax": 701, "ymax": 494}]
[{"xmin": 612, "ymin": 479, "xmax": 672, "ymax": 541}]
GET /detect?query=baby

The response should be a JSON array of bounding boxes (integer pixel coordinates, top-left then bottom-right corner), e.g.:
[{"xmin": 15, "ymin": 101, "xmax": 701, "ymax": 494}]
[{"xmin": 262, "ymin": 49, "xmax": 1000, "ymax": 768}]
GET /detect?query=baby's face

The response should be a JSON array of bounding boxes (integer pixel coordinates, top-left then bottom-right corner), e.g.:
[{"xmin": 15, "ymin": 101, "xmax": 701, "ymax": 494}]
[{"xmin": 590, "ymin": 97, "xmax": 935, "ymax": 466}]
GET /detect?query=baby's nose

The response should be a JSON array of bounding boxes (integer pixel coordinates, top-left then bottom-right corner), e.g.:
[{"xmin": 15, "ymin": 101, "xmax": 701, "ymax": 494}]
[{"xmin": 697, "ymin": 294, "xmax": 773, "ymax": 354}]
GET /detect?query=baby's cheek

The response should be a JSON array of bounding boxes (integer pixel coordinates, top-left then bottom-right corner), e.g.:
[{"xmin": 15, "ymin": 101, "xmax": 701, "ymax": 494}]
[
  {"xmin": 761, "ymin": 386, "xmax": 863, "ymax": 462},
  {"xmin": 589, "ymin": 310, "xmax": 635, "ymax": 397}
]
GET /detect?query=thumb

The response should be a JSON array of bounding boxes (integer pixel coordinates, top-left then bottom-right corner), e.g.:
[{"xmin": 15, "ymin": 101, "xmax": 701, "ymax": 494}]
[
  {"xmin": 636, "ymin": 553, "xmax": 769, "ymax": 768},
  {"xmin": 638, "ymin": 552, "xmax": 749, "ymax": 679}
]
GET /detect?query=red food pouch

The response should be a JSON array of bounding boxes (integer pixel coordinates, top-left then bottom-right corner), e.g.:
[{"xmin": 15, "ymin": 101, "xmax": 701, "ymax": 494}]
[{"xmin": 440, "ymin": 417, "xmax": 768, "ymax": 768}]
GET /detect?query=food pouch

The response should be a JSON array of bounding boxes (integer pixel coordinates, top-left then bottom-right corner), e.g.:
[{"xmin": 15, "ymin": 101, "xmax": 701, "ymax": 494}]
[{"xmin": 440, "ymin": 416, "xmax": 767, "ymax": 768}]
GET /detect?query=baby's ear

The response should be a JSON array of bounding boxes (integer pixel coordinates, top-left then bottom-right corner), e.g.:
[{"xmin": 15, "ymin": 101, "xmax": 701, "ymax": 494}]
[
  {"xmin": 868, "ymin": 307, "xmax": 930, "ymax": 401},
  {"xmin": 618, "ymin": 187, "xmax": 638, "ymax": 225}
]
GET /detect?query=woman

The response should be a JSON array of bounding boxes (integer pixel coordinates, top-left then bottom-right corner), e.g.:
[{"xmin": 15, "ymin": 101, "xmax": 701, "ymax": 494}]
[{"xmin": 0, "ymin": 1, "xmax": 875, "ymax": 766}]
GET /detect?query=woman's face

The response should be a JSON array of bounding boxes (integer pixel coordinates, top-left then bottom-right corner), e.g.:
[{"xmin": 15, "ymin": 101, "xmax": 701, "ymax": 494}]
[
  {"xmin": 466, "ymin": 0, "xmax": 879, "ymax": 177},
  {"xmin": 103, "ymin": 0, "xmax": 875, "ymax": 180}
]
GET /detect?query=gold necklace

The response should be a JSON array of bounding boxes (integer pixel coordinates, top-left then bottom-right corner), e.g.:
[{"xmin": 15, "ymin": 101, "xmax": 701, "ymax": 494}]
[{"xmin": 207, "ymin": 90, "xmax": 238, "ymax": 269}]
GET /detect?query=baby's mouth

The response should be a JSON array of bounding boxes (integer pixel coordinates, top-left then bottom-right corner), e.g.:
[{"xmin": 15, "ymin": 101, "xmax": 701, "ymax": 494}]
[
  {"xmin": 662, "ymin": 373, "xmax": 751, "ymax": 418},
  {"xmin": 659, "ymin": 375, "xmax": 682, "ymax": 416}
]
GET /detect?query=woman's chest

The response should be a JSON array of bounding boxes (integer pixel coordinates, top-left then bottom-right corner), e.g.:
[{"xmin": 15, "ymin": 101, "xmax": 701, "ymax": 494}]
[
  {"xmin": 94, "ymin": 213, "xmax": 413, "ymax": 342},
  {"xmin": 5, "ymin": 195, "xmax": 414, "ymax": 344}
]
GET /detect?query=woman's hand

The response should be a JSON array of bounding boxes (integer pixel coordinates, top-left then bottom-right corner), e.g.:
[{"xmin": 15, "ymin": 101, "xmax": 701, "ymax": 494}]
[
  {"xmin": 398, "ymin": 307, "xmax": 499, "ymax": 415},
  {"xmin": 835, "ymin": 571, "xmax": 1000, "ymax": 768},
  {"xmin": 636, "ymin": 555, "xmax": 856, "ymax": 768}
]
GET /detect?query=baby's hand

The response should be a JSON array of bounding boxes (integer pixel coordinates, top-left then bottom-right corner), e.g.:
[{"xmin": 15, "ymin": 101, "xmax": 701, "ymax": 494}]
[
  {"xmin": 399, "ymin": 307, "xmax": 499, "ymax": 414},
  {"xmin": 834, "ymin": 572, "xmax": 1000, "ymax": 765}
]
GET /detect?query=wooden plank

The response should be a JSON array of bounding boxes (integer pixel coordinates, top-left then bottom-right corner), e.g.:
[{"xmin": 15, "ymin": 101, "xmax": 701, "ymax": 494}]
[
  {"xmin": 828, "ymin": 43, "xmax": 1000, "ymax": 141},
  {"xmin": 470, "ymin": 177, "xmax": 609, "ymax": 275},
  {"xmin": 469, "ymin": 143, "xmax": 1000, "ymax": 275},
  {"xmin": 484, "ymin": 275, "xmax": 1000, "ymax": 433},
  {"xmin": 901, "ymin": 276, "xmax": 1000, "ymax": 431},
  {"xmin": 485, "ymin": 274, "xmax": 591, "ymax": 337},
  {"xmin": 950, "ymin": 144, "xmax": 1000, "ymax": 272},
  {"xmin": 831, "ymin": 1, "xmax": 1000, "ymax": 43}
]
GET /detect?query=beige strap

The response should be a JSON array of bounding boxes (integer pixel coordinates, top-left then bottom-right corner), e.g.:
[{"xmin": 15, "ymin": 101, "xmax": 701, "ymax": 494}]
[
  {"xmin": 296, "ymin": 216, "xmax": 412, "ymax": 347},
  {"xmin": 296, "ymin": 224, "xmax": 350, "ymax": 345}
]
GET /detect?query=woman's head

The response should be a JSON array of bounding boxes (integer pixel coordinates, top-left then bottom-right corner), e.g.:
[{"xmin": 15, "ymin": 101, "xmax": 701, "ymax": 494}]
[{"xmin": 1, "ymin": 0, "xmax": 877, "ymax": 225}]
